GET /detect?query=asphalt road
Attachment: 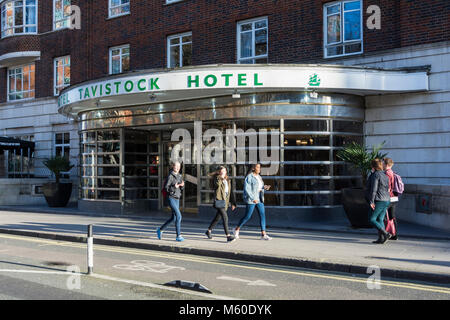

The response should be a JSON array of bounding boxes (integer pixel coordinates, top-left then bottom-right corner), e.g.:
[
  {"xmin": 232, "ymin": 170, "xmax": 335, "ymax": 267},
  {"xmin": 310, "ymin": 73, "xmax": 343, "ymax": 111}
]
[{"xmin": 0, "ymin": 233, "xmax": 449, "ymax": 301}]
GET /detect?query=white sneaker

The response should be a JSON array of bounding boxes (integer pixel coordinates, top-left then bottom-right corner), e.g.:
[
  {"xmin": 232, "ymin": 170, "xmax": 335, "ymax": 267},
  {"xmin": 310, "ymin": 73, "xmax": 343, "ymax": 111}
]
[
  {"xmin": 261, "ymin": 234, "xmax": 272, "ymax": 241},
  {"xmin": 233, "ymin": 229, "xmax": 239, "ymax": 239}
]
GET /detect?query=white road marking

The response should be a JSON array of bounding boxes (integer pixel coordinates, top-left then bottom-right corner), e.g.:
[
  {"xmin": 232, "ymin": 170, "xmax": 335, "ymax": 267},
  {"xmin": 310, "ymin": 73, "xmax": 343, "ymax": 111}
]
[
  {"xmin": 217, "ymin": 275, "xmax": 276, "ymax": 286},
  {"xmin": 113, "ymin": 260, "xmax": 186, "ymax": 273},
  {"xmin": 0, "ymin": 269, "xmax": 81, "ymax": 275}
]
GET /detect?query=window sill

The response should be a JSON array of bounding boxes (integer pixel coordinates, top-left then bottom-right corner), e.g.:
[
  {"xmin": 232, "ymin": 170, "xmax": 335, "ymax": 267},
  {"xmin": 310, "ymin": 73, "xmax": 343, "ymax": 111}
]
[{"xmin": 106, "ymin": 12, "xmax": 131, "ymax": 21}]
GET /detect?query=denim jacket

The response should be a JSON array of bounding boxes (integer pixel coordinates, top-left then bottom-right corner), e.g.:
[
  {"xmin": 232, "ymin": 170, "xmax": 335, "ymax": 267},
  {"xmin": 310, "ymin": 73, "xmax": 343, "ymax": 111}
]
[{"xmin": 243, "ymin": 173, "xmax": 264, "ymax": 204}]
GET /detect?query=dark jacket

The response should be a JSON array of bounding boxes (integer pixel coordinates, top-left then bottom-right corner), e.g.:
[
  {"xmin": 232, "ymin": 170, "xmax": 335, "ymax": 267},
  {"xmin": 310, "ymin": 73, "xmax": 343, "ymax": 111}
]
[
  {"xmin": 165, "ymin": 170, "xmax": 183, "ymax": 199},
  {"xmin": 213, "ymin": 176, "xmax": 236, "ymax": 211},
  {"xmin": 365, "ymin": 170, "xmax": 390, "ymax": 205}
]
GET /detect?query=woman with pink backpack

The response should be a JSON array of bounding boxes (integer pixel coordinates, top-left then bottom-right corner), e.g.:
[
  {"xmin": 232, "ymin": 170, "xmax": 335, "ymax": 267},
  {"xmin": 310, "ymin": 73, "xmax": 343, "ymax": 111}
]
[{"xmin": 383, "ymin": 157, "xmax": 404, "ymax": 240}]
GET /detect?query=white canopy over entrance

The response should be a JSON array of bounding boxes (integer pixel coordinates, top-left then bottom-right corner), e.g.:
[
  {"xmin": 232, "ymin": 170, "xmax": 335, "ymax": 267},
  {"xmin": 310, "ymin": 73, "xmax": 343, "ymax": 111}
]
[{"xmin": 58, "ymin": 64, "xmax": 429, "ymax": 119}]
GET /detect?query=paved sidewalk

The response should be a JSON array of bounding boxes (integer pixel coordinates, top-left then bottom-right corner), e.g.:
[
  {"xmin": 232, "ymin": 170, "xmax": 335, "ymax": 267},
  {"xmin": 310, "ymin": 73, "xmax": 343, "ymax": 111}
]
[{"xmin": 0, "ymin": 205, "xmax": 449, "ymax": 285}]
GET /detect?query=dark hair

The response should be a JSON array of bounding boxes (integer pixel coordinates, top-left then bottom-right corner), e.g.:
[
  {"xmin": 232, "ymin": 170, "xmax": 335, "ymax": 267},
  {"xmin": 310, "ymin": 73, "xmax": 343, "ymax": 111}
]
[
  {"xmin": 246, "ymin": 163, "xmax": 261, "ymax": 176},
  {"xmin": 371, "ymin": 158, "xmax": 383, "ymax": 171}
]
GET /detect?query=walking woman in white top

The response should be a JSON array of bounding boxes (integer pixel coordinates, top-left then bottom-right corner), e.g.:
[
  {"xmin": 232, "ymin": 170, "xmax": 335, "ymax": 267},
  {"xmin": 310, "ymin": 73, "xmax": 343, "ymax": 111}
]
[{"xmin": 234, "ymin": 163, "xmax": 272, "ymax": 240}]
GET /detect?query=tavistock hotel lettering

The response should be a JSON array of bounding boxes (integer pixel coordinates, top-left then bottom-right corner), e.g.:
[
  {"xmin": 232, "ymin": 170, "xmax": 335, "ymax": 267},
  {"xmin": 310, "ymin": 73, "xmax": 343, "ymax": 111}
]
[{"xmin": 58, "ymin": 72, "xmax": 264, "ymax": 107}]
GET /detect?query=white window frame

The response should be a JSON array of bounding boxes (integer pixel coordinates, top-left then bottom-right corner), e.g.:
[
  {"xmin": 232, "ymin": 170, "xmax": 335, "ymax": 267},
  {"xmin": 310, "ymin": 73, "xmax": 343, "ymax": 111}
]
[
  {"xmin": 7, "ymin": 63, "xmax": 35, "ymax": 102},
  {"xmin": 323, "ymin": 0, "xmax": 363, "ymax": 58},
  {"xmin": 167, "ymin": 32, "xmax": 192, "ymax": 68},
  {"xmin": 1, "ymin": 0, "xmax": 38, "ymax": 38},
  {"xmin": 236, "ymin": 16, "xmax": 268, "ymax": 64},
  {"xmin": 53, "ymin": 0, "xmax": 71, "ymax": 30},
  {"xmin": 54, "ymin": 132, "xmax": 71, "ymax": 177},
  {"xmin": 109, "ymin": 45, "xmax": 130, "ymax": 75},
  {"xmin": 54, "ymin": 132, "xmax": 71, "ymax": 159},
  {"xmin": 54, "ymin": 56, "xmax": 71, "ymax": 96},
  {"xmin": 108, "ymin": 0, "xmax": 130, "ymax": 18}
]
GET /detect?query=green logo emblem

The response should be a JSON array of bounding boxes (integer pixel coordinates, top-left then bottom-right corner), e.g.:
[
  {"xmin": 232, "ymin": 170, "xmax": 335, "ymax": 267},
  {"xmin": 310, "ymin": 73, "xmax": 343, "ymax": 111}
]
[{"xmin": 308, "ymin": 73, "xmax": 321, "ymax": 87}]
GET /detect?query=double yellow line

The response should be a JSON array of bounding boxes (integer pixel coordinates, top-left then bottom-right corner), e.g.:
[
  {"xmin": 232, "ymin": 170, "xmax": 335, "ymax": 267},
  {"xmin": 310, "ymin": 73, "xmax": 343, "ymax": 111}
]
[{"xmin": 1, "ymin": 233, "xmax": 449, "ymax": 295}]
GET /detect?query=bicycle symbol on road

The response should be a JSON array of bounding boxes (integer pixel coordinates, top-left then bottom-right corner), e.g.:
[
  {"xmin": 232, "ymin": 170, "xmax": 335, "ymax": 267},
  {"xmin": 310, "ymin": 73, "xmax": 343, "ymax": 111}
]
[{"xmin": 113, "ymin": 260, "xmax": 186, "ymax": 273}]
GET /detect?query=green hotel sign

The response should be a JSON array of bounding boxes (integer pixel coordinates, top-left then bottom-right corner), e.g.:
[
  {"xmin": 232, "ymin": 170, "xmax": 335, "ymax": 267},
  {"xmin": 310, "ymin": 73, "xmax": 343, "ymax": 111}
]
[{"xmin": 58, "ymin": 72, "xmax": 264, "ymax": 108}]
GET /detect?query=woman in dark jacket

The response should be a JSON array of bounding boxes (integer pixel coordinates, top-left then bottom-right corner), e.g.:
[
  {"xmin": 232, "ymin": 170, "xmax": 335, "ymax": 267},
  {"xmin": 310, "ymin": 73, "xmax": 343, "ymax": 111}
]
[
  {"xmin": 205, "ymin": 166, "xmax": 237, "ymax": 243},
  {"xmin": 366, "ymin": 158, "xmax": 391, "ymax": 244},
  {"xmin": 157, "ymin": 161, "xmax": 185, "ymax": 242}
]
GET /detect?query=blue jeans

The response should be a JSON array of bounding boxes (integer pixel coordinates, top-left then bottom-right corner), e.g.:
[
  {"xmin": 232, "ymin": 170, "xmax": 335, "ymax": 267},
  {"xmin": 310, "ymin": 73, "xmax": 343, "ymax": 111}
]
[
  {"xmin": 160, "ymin": 197, "xmax": 182, "ymax": 236},
  {"xmin": 368, "ymin": 201, "xmax": 390, "ymax": 231},
  {"xmin": 238, "ymin": 202, "xmax": 266, "ymax": 232}
]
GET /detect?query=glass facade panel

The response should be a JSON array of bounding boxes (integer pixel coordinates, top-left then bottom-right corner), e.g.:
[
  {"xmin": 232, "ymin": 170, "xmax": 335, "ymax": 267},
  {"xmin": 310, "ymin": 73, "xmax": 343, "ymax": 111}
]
[{"xmin": 79, "ymin": 117, "xmax": 362, "ymax": 208}]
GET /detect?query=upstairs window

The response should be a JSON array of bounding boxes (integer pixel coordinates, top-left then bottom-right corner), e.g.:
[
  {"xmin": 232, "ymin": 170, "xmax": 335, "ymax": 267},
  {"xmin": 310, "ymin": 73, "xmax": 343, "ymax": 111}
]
[
  {"xmin": 109, "ymin": 0, "xmax": 130, "ymax": 18},
  {"xmin": 8, "ymin": 64, "xmax": 35, "ymax": 101},
  {"xmin": 1, "ymin": 0, "xmax": 37, "ymax": 38},
  {"xmin": 109, "ymin": 45, "xmax": 130, "ymax": 74},
  {"xmin": 54, "ymin": 0, "xmax": 71, "ymax": 30},
  {"xmin": 167, "ymin": 32, "xmax": 192, "ymax": 68},
  {"xmin": 324, "ymin": 0, "xmax": 363, "ymax": 58},
  {"xmin": 237, "ymin": 17, "xmax": 268, "ymax": 64},
  {"xmin": 54, "ymin": 56, "xmax": 71, "ymax": 96}
]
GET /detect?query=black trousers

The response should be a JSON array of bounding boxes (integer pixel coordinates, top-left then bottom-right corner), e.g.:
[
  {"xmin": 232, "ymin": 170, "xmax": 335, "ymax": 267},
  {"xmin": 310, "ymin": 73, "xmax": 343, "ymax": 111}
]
[
  {"xmin": 208, "ymin": 208, "xmax": 230, "ymax": 235},
  {"xmin": 387, "ymin": 201, "xmax": 398, "ymax": 233}
]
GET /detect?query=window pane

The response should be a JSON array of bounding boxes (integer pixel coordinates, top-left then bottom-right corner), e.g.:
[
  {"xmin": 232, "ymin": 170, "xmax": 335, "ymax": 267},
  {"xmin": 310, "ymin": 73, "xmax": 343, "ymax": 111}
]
[
  {"xmin": 240, "ymin": 23, "xmax": 252, "ymax": 32},
  {"xmin": 255, "ymin": 29, "xmax": 267, "ymax": 55},
  {"xmin": 283, "ymin": 135, "xmax": 329, "ymax": 147},
  {"xmin": 327, "ymin": 14, "xmax": 341, "ymax": 44},
  {"xmin": 344, "ymin": 10, "xmax": 360, "ymax": 41},
  {"xmin": 327, "ymin": 45, "xmax": 343, "ymax": 56},
  {"xmin": 327, "ymin": 4, "xmax": 340, "ymax": 15},
  {"xmin": 122, "ymin": 54, "xmax": 130, "ymax": 72},
  {"xmin": 182, "ymin": 43, "xmax": 192, "ymax": 67},
  {"xmin": 170, "ymin": 45, "xmax": 180, "ymax": 68},
  {"xmin": 333, "ymin": 120, "xmax": 363, "ymax": 133},
  {"xmin": 344, "ymin": 1, "xmax": 360, "ymax": 11},
  {"xmin": 111, "ymin": 56, "xmax": 120, "ymax": 74},
  {"xmin": 284, "ymin": 120, "xmax": 329, "ymax": 132},
  {"xmin": 240, "ymin": 32, "xmax": 252, "ymax": 58},
  {"xmin": 344, "ymin": 42, "xmax": 361, "ymax": 54},
  {"xmin": 255, "ymin": 20, "xmax": 267, "ymax": 29},
  {"xmin": 55, "ymin": 133, "xmax": 63, "ymax": 144}
]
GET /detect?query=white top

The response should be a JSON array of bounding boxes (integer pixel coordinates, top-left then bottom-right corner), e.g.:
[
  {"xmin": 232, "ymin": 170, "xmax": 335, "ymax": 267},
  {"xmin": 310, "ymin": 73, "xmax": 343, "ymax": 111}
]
[
  {"xmin": 256, "ymin": 174, "xmax": 264, "ymax": 192},
  {"xmin": 223, "ymin": 179, "xmax": 229, "ymax": 195}
]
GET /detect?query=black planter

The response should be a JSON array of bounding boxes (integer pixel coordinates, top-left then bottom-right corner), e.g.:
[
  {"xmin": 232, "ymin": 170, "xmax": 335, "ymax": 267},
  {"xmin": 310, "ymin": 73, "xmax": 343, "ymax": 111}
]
[
  {"xmin": 341, "ymin": 188, "xmax": 373, "ymax": 228},
  {"xmin": 42, "ymin": 182, "xmax": 73, "ymax": 207}
]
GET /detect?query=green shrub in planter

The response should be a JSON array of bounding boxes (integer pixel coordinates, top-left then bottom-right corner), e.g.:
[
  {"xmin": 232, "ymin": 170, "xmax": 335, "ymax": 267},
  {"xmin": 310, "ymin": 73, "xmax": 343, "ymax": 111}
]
[{"xmin": 42, "ymin": 156, "xmax": 74, "ymax": 207}]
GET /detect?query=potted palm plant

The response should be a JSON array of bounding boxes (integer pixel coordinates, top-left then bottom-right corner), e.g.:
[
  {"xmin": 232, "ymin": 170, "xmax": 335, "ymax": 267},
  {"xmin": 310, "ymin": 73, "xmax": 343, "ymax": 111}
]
[
  {"xmin": 42, "ymin": 155, "xmax": 74, "ymax": 207},
  {"xmin": 337, "ymin": 142, "xmax": 387, "ymax": 228}
]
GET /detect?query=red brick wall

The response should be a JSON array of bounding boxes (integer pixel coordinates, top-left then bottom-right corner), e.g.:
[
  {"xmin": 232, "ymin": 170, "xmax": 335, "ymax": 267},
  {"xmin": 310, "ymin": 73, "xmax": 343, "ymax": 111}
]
[{"xmin": 0, "ymin": 0, "xmax": 448, "ymax": 103}]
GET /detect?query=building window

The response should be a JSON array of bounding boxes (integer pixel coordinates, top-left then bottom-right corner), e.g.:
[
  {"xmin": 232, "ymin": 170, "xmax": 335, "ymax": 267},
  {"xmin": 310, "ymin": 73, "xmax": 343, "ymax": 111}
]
[
  {"xmin": 5, "ymin": 135, "xmax": 35, "ymax": 178},
  {"xmin": 54, "ymin": 0, "xmax": 71, "ymax": 30},
  {"xmin": 167, "ymin": 32, "xmax": 192, "ymax": 68},
  {"xmin": 324, "ymin": 0, "xmax": 362, "ymax": 58},
  {"xmin": 1, "ymin": 0, "xmax": 37, "ymax": 38},
  {"xmin": 237, "ymin": 17, "xmax": 268, "ymax": 64},
  {"xmin": 109, "ymin": 45, "xmax": 130, "ymax": 75},
  {"xmin": 55, "ymin": 132, "xmax": 70, "ymax": 160},
  {"xmin": 8, "ymin": 64, "xmax": 35, "ymax": 101},
  {"xmin": 109, "ymin": 0, "xmax": 130, "ymax": 18},
  {"xmin": 54, "ymin": 56, "xmax": 71, "ymax": 96}
]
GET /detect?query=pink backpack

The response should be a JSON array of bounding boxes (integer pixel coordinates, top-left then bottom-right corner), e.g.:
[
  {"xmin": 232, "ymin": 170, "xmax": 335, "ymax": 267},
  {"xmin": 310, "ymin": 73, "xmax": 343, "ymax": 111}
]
[{"xmin": 392, "ymin": 172, "xmax": 404, "ymax": 195}]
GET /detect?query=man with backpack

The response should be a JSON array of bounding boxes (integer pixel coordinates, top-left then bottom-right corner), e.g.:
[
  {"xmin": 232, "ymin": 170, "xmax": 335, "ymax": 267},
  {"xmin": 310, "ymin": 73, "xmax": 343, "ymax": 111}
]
[{"xmin": 383, "ymin": 158, "xmax": 404, "ymax": 240}]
